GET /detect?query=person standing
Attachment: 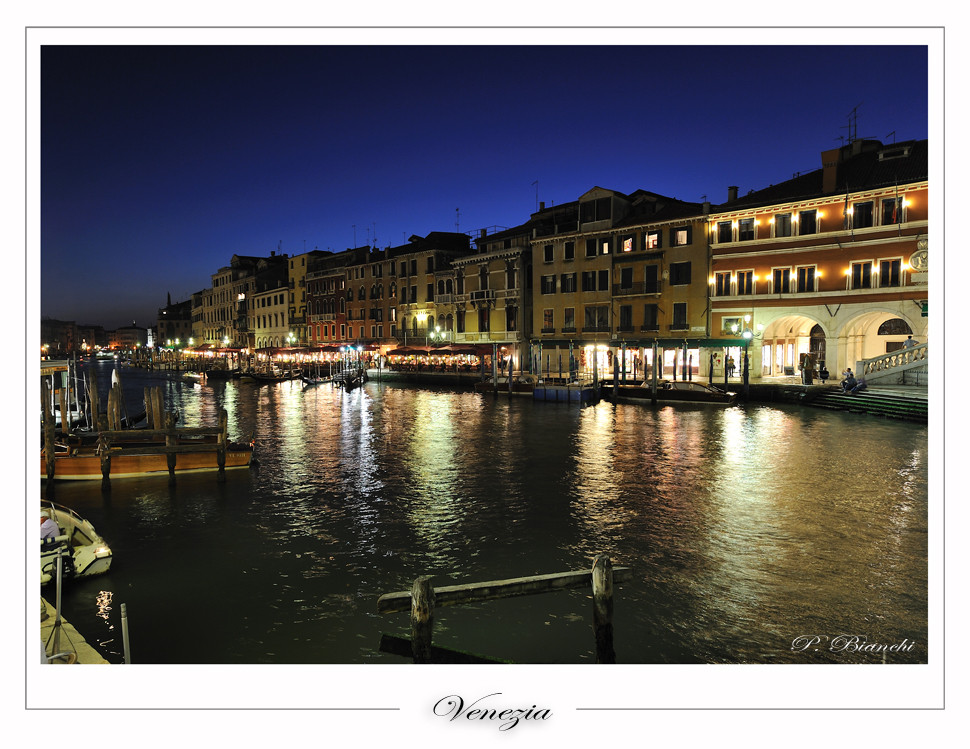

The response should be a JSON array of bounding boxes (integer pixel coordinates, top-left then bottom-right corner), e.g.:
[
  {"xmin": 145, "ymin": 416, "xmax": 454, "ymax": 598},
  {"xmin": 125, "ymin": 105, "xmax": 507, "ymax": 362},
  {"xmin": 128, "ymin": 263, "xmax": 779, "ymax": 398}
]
[{"xmin": 902, "ymin": 335, "xmax": 918, "ymax": 348}]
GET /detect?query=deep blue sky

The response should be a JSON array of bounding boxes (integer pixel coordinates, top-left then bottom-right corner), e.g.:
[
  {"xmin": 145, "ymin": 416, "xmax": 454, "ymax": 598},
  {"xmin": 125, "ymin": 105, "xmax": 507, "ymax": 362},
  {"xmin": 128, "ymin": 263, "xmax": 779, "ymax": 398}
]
[{"xmin": 40, "ymin": 44, "xmax": 928, "ymax": 330}]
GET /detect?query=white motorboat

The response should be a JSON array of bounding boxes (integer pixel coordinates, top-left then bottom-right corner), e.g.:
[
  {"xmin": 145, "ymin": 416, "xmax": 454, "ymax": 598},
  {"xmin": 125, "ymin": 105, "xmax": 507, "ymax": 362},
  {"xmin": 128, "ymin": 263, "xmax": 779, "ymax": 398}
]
[{"xmin": 40, "ymin": 502, "xmax": 113, "ymax": 585}]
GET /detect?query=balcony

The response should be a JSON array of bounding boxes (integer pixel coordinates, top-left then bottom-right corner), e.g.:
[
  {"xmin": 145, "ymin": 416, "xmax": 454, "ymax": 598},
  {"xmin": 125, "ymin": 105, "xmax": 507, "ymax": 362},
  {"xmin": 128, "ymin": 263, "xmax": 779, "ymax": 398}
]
[
  {"xmin": 540, "ymin": 327, "xmax": 556, "ymax": 335},
  {"xmin": 613, "ymin": 281, "xmax": 662, "ymax": 296},
  {"xmin": 582, "ymin": 325, "xmax": 612, "ymax": 334},
  {"xmin": 470, "ymin": 289, "xmax": 495, "ymax": 302},
  {"xmin": 668, "ymin": 322, "xmax": 689, "ymax": 332}
]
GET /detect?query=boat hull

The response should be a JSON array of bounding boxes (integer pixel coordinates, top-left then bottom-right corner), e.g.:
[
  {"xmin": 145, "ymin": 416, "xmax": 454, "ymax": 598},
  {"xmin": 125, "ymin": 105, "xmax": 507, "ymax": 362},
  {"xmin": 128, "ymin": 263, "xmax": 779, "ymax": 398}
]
[{"xmin": 41, "ymin": 503, "xmax": 112, "ymax": 584}]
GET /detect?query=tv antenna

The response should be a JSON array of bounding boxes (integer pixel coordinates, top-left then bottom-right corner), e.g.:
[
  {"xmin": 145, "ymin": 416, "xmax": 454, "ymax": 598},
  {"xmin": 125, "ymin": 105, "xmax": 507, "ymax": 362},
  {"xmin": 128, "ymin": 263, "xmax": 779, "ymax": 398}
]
[{"xmin": 455, "ymin": 208, "xmax": 460, "ymax": 233}]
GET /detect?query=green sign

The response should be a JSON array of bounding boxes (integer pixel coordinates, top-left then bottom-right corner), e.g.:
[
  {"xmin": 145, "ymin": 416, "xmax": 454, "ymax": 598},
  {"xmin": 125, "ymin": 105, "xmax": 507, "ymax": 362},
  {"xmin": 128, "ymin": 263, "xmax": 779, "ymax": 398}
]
[{"xmin": 921, "ymin": 300, "xmax": 928, "ymax": 318}]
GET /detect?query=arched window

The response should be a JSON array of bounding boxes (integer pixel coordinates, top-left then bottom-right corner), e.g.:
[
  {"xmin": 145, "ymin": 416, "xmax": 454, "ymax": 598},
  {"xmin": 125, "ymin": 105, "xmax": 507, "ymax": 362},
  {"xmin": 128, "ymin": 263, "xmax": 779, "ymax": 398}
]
[
  {"xmin": 359, "ymin": 286, "xmax": 366, "ymax": 301},
  {"xmin": 437, "ymin": 280, "xmax": 445, "ymax": 295},
  {"xmin": 878, "ymin": 318, "xmax": 913, "ymax": 335},
  {"xmin": 446, "ymin": 313, "xmax": 453, "ymax": 331},
  {"xmin": 446, "ymin": 279, "xmax": 453, "ymax": 294},
  {"xmin": 339, "ymin": 298, "xmax": 345, "ymax": 314}
]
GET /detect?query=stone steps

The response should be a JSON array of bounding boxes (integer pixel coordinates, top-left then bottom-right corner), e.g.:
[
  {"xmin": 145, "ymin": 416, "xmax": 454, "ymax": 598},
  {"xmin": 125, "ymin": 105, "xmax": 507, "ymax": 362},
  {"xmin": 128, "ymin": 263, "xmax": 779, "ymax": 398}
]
[{"xmin": 807, "ymin": 389, "xmax": 928, "ymax": 423}]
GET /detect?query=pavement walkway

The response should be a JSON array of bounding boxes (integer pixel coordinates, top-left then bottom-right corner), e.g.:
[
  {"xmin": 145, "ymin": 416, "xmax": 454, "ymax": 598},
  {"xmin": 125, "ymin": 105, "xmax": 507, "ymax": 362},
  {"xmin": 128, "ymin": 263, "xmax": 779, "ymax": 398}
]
[{"xmin": 40, "ymin": 597, "xmax": 110, "ymax": 664}]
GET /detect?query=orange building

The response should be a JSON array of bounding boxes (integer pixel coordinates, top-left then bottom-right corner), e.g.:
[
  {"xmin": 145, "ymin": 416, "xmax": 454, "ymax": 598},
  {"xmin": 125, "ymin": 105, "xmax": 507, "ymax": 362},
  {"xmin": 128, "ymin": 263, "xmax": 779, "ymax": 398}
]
[{"xmin": 709, "ymin": 138, "xmax": 928, "ymax": 380}]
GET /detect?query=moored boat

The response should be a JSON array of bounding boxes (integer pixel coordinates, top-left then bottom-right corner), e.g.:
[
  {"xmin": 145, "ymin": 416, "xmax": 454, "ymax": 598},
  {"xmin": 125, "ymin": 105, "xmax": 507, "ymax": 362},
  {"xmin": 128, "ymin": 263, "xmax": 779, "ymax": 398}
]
[
  {"xmin": 41, "ymin": 502, "xmax": 112, "ymax": 584},
  {"xmin": 605, "ymin": 379, "xmax": 737, "ymax": 405}
]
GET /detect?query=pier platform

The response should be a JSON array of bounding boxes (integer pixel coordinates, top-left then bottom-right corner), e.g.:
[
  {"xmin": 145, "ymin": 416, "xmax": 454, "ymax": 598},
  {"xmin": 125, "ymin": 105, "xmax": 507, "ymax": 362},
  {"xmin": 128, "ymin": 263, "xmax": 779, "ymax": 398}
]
[{"xmin": 40, "ymin": 597, "xmax": 110, "ymax": 664}]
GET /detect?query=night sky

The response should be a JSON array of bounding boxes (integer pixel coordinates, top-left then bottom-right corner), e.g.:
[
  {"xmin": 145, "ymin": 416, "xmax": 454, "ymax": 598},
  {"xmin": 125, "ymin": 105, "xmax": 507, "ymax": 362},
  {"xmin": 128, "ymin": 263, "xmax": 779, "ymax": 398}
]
[{"xmin": 39, "ymin": 43, "xmax": 929, "ymax": 330}]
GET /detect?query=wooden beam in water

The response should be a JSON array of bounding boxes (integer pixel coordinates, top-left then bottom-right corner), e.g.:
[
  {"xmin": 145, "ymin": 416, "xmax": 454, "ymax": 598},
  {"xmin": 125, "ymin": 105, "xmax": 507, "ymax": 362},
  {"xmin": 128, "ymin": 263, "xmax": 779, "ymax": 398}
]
[{"xmin": 377, "ymin": 566, "xmax": 631, "ymax": 614}]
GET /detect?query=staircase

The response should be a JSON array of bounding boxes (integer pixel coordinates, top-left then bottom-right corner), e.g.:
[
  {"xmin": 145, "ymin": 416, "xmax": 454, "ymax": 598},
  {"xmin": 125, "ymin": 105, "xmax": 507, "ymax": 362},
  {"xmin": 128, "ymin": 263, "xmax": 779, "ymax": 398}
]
[
  {"xmin": 807, "ymin": 389, "xmax": 927, "ymax": 423},
  {"xmin": 856, "ymin": 343, "xmax": 928, "ymax": 386}
]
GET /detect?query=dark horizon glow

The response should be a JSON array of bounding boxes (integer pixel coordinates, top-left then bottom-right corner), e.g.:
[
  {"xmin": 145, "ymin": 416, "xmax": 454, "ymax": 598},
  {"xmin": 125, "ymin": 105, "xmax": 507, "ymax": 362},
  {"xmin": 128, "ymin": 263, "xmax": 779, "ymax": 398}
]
[{"xmin": 40, "ymin": 43, "xmax": 928, "ymax": 330}]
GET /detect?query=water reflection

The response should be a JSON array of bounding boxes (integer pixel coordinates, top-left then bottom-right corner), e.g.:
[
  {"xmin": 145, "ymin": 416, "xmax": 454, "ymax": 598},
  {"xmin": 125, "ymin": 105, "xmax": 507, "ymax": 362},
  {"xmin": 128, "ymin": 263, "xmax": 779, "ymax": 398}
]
[{"xmin": 51, "ymin": 364, "xmax": 928, "ymax": 664}]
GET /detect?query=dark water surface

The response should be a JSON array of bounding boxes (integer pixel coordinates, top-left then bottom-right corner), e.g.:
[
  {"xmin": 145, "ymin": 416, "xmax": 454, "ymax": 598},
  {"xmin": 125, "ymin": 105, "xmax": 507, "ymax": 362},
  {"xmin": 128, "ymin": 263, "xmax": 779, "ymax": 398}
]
[{"xmin": 45, "ymin": 362, "xmax": 928, "ymax": 665}]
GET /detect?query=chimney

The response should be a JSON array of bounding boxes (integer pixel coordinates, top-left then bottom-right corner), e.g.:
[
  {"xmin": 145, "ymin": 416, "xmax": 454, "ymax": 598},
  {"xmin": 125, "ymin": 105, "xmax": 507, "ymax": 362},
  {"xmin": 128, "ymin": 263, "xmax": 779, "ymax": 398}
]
[
  {"xmin": 539, "ymin": 201, "xmax": 545, "ymax": 210},
  {"xmin": 727, "ymin": 186, "xmax": 738, "ymax": 202},
  {"xmin": 821, "ymin": 147, "xmax": 842, "ymax": 194}
]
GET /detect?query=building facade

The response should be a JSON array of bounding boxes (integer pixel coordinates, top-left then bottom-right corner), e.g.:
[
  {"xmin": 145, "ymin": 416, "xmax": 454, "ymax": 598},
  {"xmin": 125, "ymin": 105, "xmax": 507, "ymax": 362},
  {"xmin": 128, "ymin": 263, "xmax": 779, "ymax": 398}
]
[{"xmin": 709, "ymin": 138, "xmax": 928, "ymax": 379}]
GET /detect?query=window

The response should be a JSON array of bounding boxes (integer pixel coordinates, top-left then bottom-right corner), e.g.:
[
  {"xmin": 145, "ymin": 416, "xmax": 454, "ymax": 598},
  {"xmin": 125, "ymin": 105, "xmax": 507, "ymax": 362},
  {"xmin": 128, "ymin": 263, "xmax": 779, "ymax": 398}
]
[
  {"xmin": 456, "ymin": 310, "xmax": 465, "ymax": 333},
  {"xmin": 644, "ymin": 265, "xmax": 660, "ymax": 293},
  {"xmin": 543, "ymin": 309, "xmax": 554, "ymax": 331},
  {"xmin": 564, "ymin": 241, "xmax": 575, "ymax": 261},
  {"xmin": 798, "ymin": 209, "xmax": 817, "ymax": 235},
  {"xmin": 738, "ymin": 218, "xmax": 755, "ymax": 242},
  {"xmin": 540, "ymin": 275, "xmax": 557, "ymax": 294},
  {"xmin": 774, "ymin": 213, "xmax": 792, "ymax": 237},
  {"xmin": 543, "ymin": 244, "xmax": 554, "ymax": 263},
  {"xmin": 560, "ymin": 273, "xmax": 577, "ymax": 293},
  {"xmin": 563, "ymin": 307, "xmax": 575, "ymax": 331},
  {"xmin": 584, "ymin": 305, "xmax": 609, "ymax": 331},
  {"xmin": 619, "ymin": 305, "xmax": 632, "ymax": 331},
  {"xmin": 877, "ymin": 318, "xmax": 912, "ymax": 335},
  {"xmin": 427, "ymin": 283, "xmax": 434, "ymax": 301},
  {"xmin": 410, "ymin": 285, "xmax": 417, "ymax": 303},
  {"xmin": 714, "ymin": 271, "xmax": 731, "ymax": 297},
  {"xmin": 506, "ymin": 306, "xmax": 517, "ymax": 332},
  {"xmin": 580, "ymin": 197, "xmax": 611, "ymax": 223},
  {"xmin": 400, "ymin": 261, "xmax": 407, "ymax": 276},
  {"xmin": 646, "ymin": 230, "xmax": 661, "ymax": 249},
  {"xmin": 427, "ymin": 256, "xmax": 435, "ymax": 273},
  {"xmin": 621, "ymin": 236, "xmax": 634, "ymax": 253},
  {"xmin": 669, "ymin": 261, "xmax": 691, "ymax": 286},
  {"xmin": 585, "ymin": 239, "xmax": 598, "ymax": 258},
  {"xmin": 717, "ymin": 221, "xmax": 732, "ymax": 243},
  {"xmin": 671, "ymin": 303, "xmax": 688, "ymax": 330},
  {"xmin": 671, "ymin": 227, "xmax": 691, "ymax": 246},
  {"xmin": 882, "ymin": 198, "xmax": 903, "ymax": 225},
  {"xmin": 581, "ymin": 271, "xmax": 597, "ymax": 292},
  {"xmin": 620, "ymin": 267, "xmax": 634, "ymax": 289},
  {"xmin": 736, "ymin": 270, "xmax": 753, "ymax": 295},
  {"xmin": 879, "ymin": 258, "xmax": 901, "ymax": 287},
  {"xmin": 852, "ymin": 201, "xmax": 874, "ymax": 229},
  {"xmin": 722, "ymin": 316, "xmax": 741, "ymax": 334},
  {"xmin": 478, "ymin": 308, "xmax": 490, "ymax": 332},
  {"xmin": 642, "ymin": 304, "xmax": 659, "ymax": 331},
  {"xmin": 851, "ymin": 261, "xmax": 872, "ymax": 289},
  {"xmin": 773, "ymin": 268, "xmax": 791, "ymax": 293},
  {"xmin": 598, "ymin": 269, "xmax": 609, "ymax": 291},
  {"xmin": 410, "ymin": 259, "xmax": 417, "ymax": 276},
  {"xmin": 796, "ymin": 265, "xmax": 816, "ymax": 293}
]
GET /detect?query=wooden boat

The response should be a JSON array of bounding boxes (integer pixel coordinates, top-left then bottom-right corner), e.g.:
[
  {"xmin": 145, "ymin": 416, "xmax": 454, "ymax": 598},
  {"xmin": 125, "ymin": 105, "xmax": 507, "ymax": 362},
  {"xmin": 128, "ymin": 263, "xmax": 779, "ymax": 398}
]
[
  {"xmin": 248, "ymin": 367, "xmax": 302, "ymax": 383},
  {"xmin": 41, "ymin": 430, "xmax": 255, "ymax": 481},
  {"xmin": 604, "ymin": 380, "xmax": 737, "ymax": 405},
  {"xmin": 334, "ymin": 369, "xmax": 366, "ymax": 390},
  {"xmin": 41, "ymin": 501, "xmax": 112, "ymax": 584}
]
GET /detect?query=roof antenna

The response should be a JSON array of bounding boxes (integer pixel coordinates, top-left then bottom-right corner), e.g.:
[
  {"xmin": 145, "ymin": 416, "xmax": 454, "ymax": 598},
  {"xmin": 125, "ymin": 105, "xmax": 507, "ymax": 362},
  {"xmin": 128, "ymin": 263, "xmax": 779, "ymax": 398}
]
[{"xmin": 455, "ymin": 208, "xmax": 460, "ymax": 233}]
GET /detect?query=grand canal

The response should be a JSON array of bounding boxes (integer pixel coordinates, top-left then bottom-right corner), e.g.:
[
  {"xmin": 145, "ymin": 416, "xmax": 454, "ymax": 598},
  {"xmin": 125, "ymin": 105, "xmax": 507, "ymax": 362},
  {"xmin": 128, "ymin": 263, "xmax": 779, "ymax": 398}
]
[{"xmin": 43, "ymin": 361, "xmax": 929, "ymax": 665}]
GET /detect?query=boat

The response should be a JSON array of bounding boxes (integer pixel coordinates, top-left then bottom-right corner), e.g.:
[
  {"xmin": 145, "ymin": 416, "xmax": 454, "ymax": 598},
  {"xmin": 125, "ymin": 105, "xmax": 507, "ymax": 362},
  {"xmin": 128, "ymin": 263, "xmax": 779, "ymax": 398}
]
[
  {"xmin": 301, "ymin": 373, "xmax": 331, "ymax": 386},
  {"xmin": 604, "ymin": 379, "xmax": 737, "ymax": 405},
  {"xmin": 41, "ymin": 431, "xmax": 255, "ymax": 481},
  {"xmin": 248, "ymin": 367, "xmax": 303, "ymax": 383},
  {"xmin": 334, "ymin": 369, "xmax": 366, "ymax": 390},
  {"xmin": 40, "ymin": 502, "xmax": 112, "ymax": 584},
  {"xmin": 202, "ymin": 367, "xmax": 240, "ymax": 380}
]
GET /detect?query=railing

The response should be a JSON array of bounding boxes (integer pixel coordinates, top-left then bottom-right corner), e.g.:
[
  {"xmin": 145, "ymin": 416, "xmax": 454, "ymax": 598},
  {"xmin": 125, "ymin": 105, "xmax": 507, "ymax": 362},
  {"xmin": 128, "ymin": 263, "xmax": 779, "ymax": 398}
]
[
  {"xmin": 612, "ymin": 281, "xmax": 662, "ymax": 296},
  {"xmin": 857, "ymin": 342, "xmax": 927, "ymax": 383}
]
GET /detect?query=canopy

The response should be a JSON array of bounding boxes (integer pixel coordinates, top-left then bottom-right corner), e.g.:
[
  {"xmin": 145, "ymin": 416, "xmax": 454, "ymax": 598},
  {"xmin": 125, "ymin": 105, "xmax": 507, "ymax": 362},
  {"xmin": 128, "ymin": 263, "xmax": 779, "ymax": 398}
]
[{"xmin": 387, "ymin": 345, "xmax": 430, "ymax": 356}]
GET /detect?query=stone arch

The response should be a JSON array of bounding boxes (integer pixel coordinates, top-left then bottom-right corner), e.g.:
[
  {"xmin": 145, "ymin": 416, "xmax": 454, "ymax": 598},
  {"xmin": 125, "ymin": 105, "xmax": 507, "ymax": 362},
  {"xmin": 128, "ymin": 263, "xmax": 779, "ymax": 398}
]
[{"xmin": 833, "ymin": 306, "xmax": 925, "ymax": 372}]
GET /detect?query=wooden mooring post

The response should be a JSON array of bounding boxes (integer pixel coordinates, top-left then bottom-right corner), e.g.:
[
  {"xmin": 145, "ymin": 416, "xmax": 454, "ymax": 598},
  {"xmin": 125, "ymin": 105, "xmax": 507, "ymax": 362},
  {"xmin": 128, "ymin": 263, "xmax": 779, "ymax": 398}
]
[
  {"xmin": 377, "ymin": 556, "xmax": 628, "ymax": 664},
  {"xmin": 41, "ymin": 379, "xmax": 56, "ymax": 489}
]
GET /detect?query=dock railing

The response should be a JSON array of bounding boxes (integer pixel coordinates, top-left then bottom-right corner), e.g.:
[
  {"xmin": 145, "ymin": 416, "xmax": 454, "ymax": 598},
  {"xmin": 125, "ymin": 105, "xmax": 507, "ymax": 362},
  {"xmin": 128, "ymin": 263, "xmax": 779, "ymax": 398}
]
[{"xmin": 377, "ymin": 554, "xmax": 629, "ymax": 664}]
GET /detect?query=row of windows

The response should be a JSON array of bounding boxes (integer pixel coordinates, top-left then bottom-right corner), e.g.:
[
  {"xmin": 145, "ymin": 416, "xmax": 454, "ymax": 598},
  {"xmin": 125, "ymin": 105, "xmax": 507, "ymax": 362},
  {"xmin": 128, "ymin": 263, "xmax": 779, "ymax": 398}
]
[
  {"xmin": 540, "ymin": 262, "xmax": 692, "ymax": 294},
  {"xmin": 541, "ymin": 228, "xmax": 693, "ymax": 263},
  {"xmin": 541, "ymin": 303, "xmax": 688, "ymax": 332},
  {"xmin": 715, "ymin": 198, "xmax": 907, "ymax": 243},
  {"xmin": 713, "ymin": 258, "xmax": 904, "ymax": 296}
]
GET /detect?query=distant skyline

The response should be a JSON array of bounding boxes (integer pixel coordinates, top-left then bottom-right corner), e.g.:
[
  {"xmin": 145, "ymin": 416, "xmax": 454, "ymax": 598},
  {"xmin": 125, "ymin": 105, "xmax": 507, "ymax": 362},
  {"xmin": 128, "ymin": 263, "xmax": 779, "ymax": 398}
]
[{"xmin": 39, "ymin": 42, "xmax": 929, "ymax": 330}]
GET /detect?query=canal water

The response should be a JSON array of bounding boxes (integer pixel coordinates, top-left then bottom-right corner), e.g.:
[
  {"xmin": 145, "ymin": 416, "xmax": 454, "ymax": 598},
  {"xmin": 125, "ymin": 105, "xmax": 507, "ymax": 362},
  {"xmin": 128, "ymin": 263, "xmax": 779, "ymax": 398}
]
[{"xmin": 44, "ymin": 361, "xmax": 929, "ymax": 665}]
